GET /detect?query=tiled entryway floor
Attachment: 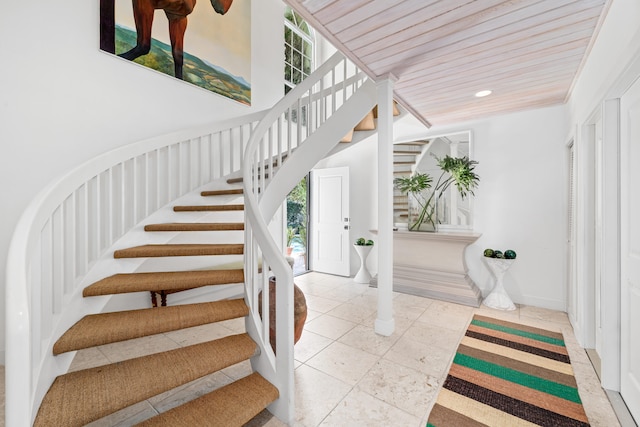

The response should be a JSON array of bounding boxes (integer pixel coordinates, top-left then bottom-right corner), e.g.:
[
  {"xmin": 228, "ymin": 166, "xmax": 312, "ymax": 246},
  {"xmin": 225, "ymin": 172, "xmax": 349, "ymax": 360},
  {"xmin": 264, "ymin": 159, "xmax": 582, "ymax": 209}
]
[{"xmin": 5, "ymin": 272, "xmax": 622, "ymax": 426}]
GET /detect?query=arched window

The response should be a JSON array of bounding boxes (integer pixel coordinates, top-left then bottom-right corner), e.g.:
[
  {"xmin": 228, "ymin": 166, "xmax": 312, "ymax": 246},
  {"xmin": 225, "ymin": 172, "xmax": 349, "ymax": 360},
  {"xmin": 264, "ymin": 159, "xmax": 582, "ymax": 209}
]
[{"xmin": 284, "ymin": 7, "xmax": 314, "ymax": 94}]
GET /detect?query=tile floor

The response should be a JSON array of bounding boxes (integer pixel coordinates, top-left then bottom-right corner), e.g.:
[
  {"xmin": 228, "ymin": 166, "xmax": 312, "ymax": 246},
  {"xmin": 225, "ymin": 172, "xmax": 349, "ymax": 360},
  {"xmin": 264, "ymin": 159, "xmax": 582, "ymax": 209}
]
[{"xmin": 1, "ymin": 272, "xmax": 623, "ymax": 426}]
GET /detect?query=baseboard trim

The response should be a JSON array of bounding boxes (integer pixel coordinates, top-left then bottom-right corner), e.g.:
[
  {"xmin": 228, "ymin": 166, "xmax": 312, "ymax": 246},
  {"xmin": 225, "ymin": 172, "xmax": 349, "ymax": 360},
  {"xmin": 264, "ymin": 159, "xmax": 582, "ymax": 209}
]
[{"xmin": 605, "ymin": 389, "xmax": 638, "ymax": 427}]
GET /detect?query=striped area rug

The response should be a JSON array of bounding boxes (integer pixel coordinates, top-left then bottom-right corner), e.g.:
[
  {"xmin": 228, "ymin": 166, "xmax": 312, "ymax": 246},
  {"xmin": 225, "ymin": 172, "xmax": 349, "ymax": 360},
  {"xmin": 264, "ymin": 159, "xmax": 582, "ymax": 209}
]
[{"xmin": 427, "ymin": 314, "xmax": 590, "ymax": 427}]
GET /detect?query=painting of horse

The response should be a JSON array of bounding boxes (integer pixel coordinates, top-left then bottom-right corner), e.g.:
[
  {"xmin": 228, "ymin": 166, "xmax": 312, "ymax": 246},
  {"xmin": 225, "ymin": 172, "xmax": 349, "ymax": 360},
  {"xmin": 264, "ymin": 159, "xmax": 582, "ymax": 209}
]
[{"xmin": 100, "ymin": 0, "xmax": 251, "ymax": 104}]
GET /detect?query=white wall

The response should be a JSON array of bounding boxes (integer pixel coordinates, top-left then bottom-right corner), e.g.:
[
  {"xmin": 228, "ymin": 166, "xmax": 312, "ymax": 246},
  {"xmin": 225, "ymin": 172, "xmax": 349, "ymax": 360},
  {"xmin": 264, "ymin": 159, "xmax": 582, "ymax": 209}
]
[
  {"xmin": 0, "ymin": 0, "xmax": 285, "ymax": 361},
  {"xmin": 325, "ymin": 105, "xmax": 570, "ymax": 309},
  {"xmin": 424, "ymin": 105, "xmax": 570, "ymax": 311}
]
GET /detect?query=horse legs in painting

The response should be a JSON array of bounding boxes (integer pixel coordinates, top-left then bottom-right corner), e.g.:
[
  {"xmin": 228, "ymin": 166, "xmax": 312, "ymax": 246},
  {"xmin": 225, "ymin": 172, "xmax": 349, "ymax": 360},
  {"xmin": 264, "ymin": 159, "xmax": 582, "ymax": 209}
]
[
  {"xmin": 119, "ymin": 0, "xmax": 155, "ymax": 61},
  {"xmin": 167, "ymin": 16, "xmax": 188, "ymax": 80},
  {"xmin": 118, "ymin": 0, "xmax": 235, "ymax": 80}
]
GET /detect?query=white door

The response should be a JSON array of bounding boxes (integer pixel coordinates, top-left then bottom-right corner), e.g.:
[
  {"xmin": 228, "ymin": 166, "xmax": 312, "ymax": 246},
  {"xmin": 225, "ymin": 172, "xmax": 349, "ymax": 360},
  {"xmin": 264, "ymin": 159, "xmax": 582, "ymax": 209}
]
[
  {"xmin": 620, "ymin": 76, "xmax": 640, "ymax": 421},
  {"xmin": 310, "ymin": 167, "xmax": 350, "ymax": 276}
]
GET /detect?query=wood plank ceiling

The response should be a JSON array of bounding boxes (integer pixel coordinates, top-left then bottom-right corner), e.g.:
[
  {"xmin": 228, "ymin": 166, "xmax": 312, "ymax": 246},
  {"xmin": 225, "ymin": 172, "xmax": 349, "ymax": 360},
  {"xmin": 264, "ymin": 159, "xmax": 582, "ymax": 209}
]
[{"xmin": 284, "ymin": 0, "xmax": 611, "ymax": 127}]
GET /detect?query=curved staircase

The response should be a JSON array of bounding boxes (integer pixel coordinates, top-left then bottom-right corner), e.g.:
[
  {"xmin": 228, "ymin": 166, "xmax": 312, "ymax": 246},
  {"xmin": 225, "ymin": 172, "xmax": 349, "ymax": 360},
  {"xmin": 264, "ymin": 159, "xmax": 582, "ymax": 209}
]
[
  {"xmin": 34, "ymin": 188, "xmax": 280, "ymax": 426},
  {"xmin": 6, "ymin": 50, "xmax": 377, "ymax": 426}
]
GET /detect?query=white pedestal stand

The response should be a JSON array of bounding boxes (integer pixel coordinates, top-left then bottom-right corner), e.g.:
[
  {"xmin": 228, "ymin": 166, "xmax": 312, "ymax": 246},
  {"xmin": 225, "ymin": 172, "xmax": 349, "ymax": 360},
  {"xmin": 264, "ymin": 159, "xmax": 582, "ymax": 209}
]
[
  {"xmin": 483, "ymin": 258, "xmax": 516, "ymax": 311},
  {"xmin": 354, "ymin": 245, "xmax": 373, "ymax": 283}
]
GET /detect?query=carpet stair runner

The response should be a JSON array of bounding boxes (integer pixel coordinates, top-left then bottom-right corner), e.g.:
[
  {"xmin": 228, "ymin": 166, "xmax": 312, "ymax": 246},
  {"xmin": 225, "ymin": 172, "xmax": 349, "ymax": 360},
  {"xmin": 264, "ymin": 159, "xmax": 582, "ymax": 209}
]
[{"xmin": 34, "ymin": 187, "xmax": 280, "ymax": 426}]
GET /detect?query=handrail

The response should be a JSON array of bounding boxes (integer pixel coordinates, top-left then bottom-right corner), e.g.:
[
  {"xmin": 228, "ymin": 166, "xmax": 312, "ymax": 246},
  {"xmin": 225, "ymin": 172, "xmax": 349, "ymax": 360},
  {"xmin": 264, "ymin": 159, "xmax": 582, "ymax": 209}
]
[
  {"xmin": 241, "ymin": 51, "xmax": 371, "ymax": 423},
  {"xmin": 5, "ymin": 110, "xmax": 267, "ymax": 426}
]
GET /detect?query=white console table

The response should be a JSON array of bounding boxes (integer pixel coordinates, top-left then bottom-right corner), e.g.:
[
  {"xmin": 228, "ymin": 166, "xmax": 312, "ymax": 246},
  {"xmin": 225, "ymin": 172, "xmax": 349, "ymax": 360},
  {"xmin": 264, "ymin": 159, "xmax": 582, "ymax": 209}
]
[{"xmin": 371, "ymin": 230, "xmax": 482, "ymax": 307}]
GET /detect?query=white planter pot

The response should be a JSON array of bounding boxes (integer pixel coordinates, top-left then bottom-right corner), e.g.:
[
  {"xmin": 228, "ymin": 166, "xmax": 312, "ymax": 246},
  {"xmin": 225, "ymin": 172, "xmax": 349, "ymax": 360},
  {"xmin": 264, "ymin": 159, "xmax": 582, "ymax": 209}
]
[{"xmin": 353, "ymin": 245, "xmax": 373, "ymax": 283}]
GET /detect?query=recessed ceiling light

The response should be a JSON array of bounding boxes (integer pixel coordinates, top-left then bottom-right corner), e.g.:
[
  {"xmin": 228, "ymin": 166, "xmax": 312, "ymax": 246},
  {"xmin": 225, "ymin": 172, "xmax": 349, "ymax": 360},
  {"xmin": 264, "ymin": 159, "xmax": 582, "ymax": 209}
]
[{"xmin": 475, "ymin": 90, "xmax": 492, "ymax": 98}]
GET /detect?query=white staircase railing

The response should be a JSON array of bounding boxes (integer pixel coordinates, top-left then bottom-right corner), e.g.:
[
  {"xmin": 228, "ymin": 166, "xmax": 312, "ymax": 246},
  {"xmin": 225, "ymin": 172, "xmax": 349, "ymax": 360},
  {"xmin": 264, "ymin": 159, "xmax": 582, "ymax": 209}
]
[
  {"xmin": 5, "ymin": 111, "xmax": 267, "ymax": 426},
  {"xmin": 242, "ymin": 51, "xmax": 377, "ymax": 423}
]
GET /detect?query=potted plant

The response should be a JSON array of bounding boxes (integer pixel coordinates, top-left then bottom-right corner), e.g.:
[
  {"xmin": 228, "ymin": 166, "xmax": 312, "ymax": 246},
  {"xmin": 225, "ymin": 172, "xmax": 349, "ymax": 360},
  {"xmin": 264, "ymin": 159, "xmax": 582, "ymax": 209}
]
[
  {"xmin": 394, "ymin": 155, "xmax": 480, "ymax": 231},
  {"xmin": 286, "ymin": 226, "xmax": 296, "ymax": 255},
  {"xmin": 353, "ymin": 237, "xmax": 374, "ymax": 283}
]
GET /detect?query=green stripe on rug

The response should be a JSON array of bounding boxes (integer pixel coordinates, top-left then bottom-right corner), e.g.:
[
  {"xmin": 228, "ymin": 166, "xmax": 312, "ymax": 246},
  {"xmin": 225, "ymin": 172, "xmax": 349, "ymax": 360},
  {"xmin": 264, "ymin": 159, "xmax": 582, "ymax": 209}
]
[
  {"xmin": 470, "ymin": 319, "xmax": 565, "ymax": 347},
  {"xmin": 454, "ymin": 352, "xmax": 582, "ymax": 403}
]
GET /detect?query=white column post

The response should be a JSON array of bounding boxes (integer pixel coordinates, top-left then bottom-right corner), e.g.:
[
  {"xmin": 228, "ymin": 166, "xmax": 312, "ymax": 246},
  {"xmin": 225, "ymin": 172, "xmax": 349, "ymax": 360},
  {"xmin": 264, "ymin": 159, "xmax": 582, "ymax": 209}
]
[{"xmin": 375, "ymin": 75, "xmax": 397, "ymax": 336}]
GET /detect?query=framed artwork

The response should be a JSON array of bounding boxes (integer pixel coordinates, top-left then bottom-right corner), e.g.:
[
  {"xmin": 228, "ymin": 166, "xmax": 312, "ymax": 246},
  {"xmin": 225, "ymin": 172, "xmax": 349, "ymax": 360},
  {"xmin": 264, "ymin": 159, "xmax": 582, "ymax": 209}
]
[{"xmin": 100, "ymin": 0, "xmax": 251, "ymax": 105}]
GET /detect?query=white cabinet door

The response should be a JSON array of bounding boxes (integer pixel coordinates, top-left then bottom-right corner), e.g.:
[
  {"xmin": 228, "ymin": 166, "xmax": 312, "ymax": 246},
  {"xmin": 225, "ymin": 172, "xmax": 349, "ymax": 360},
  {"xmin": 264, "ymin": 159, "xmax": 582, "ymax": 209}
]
[{"xmin": 620, "ymin": 76, "xmax": 640, "ymax": 422}]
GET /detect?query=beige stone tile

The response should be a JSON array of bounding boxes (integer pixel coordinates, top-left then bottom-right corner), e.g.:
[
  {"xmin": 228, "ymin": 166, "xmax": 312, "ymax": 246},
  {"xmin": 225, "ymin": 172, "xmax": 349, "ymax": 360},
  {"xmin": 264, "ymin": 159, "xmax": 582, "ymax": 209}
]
[
  {"xmin": 306, "ymin": 341, "xmax": 380, "ymax": 386},
  {"xmin": 326, "ymin": 301, "xmax": 376, "ymax": 324},
  {"xmin": 346, "ymin": 293, "xmax": 379, "ymax": 308},
  {"xmin": 294, "ymin": 330, "xmax": 333, "ymax": 363},
  {"xmin": 303, "ymin": 294, "xmax": 343, "ymax": 313},
  {"xmin": 384, "ymin": 336, "xmax": 454, "ymax": 379},
  {"xmin": 357, "ymin": 358, "xmax": 440, "ymax": 418},
  {"xmin": 571, "ymin": 361, "xmax": 621, "ymax": 427},
  {"xmin": 415, "ymin": 301, "xmax": 474, "ymax": 332},
  {"xmin": 303, "ymin": 314, "xmax": 357, "ymax": 340},
  {"xmin": 392, "ymin": 299, "xmax": 430, "ymax": 321},
  {"xmin": 303, "ymin": 308, "xmax": 322, "ymax": 323},
  {"xmin": 362, "ymin": 311, "xmax": 416, "ymax": 336},
  {"xmin": 519, "ymin": 305, "xmax": 571, "ymax": 325},
  {"xmin": 323, "ymin": 283, "xmax": 369, "ymax": 302},
  {"xmin": 294, "ymin": 364, "xmax": 352, "ymax": 427},
  {"xmin": 402, "ymin": 323, "xmax": 463, "ymax": 354},
  {"xmin": 318, "ymin": 388, "xmax": 421, "ymax": 427},
  {"xmin": 393, "ymin": 292, "xmax": 436, "ymax": 309},
  {"xmin": 295, "ymin": 281, "xmax": 336, "ymax": 297},
  {"xmin": 337, "ymin": 324, "xmax": 401, "ymax": 356}
]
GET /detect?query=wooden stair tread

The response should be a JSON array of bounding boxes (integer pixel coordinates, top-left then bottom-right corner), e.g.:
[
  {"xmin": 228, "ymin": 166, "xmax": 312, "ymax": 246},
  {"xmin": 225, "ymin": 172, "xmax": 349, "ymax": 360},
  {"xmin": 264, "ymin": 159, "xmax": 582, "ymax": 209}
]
[
  {"xmin": 200, "ymin": 188, "xmax": 243, "ymax": 196},
  {"xmin": 340, "ymin": 128, "xmax": 354, "ymax": 143},
  {"xmin": 373, "ymin": 102, "xmax": 400, "ymax": 118},
  {"xmin": 354, "ymin": 110, "xmax": 375, "ymax": 131},
  {"xmin": 144, "ymin": 222, "xmax": 245, "ymax": 232},
  {"xmin": 173, "ymin": 204, "xmax": 244, "ymax": 212},
  {"xmin": 396, "ymin": 141, "xmax": 429, "ymax": 145},
  {"xmin": 34, "ymin": 334, "xmax": 258, "ymax": 427},
  {"xmin": 114, "ymin": 244, "xmax": 244, "ymax": 258},
  {"xmin": 53, "ymin": 299, "xmax": 248, "ymax": 355},
  {"xmin": 137, "ymin": 372, "xmax": 279, "ymax": 427},
  {"xmin": 227, "ymin": 177, "xmax": 243, "ymax": 184},
  {"xmin": 393, "ymin": 150, "xmax": 421, "ymax": 154},
  {"xmin": 84, "ymin": 269, "xmax": 244, "ymax": 296}
]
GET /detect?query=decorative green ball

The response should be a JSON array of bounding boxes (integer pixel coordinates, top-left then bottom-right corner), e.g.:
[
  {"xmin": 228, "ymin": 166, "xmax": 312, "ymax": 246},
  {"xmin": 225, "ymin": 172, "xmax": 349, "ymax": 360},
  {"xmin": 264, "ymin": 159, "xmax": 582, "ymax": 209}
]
[
  {"xmin": 366, "ymin": 239, "xmax": 374, "ymax": 246},
  {"xmin": 493, "ymin": 250, "xmax": 504, "ymax": 259},
  {"xmin": 504, "ymin": 249, "xmax": 517, "ymax": 259},
  {"xmin": 483, "ymin": 248, "xmax": 494, "ymax": 257}
]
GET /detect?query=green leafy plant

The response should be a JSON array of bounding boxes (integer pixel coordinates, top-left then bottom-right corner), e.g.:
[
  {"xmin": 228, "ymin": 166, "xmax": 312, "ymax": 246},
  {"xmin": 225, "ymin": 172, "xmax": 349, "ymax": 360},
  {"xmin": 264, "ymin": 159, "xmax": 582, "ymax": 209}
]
[
  {"xmin": 354, "ymin": 237, "xmax": 374, "ymax": 246},
  {"xmin": 394, "ymin": 155, "xmax": 479, "ymax": 231},
  {"xmin": 286, "ymin": 226, "xmax": 298, "ymax": 247}
]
